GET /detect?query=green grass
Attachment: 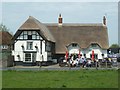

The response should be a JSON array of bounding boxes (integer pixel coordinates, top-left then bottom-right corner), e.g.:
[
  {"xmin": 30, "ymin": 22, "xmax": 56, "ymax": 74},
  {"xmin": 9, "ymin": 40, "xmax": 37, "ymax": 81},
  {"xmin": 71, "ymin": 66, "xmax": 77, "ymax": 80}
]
[{"xmin": 2, "ymin": 70, "xmax": 118, "ymax": 88}]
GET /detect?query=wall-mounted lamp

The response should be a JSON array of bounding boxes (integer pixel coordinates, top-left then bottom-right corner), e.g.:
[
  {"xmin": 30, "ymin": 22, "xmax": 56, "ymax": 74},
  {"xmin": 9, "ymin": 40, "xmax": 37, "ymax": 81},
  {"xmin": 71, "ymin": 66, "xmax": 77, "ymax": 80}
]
[
  {"xmin": 35, "ymin": 46, "xmax": 38, "ymax": 48},
  {"xmin": 21, "ymin": 45, "xmax": 24, "ymax": 48},
  {"xmin": 17, "ymin": 55, "xmax": 20, "ymax": 57}
]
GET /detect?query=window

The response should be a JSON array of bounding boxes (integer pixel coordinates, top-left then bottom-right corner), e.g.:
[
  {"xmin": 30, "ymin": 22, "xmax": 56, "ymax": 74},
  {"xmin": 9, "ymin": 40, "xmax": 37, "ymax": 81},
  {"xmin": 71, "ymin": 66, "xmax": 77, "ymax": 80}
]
[
  {"xmin": 37, "ymin": 35, "xmax": 40, "ymax": 39},
  {"xmin": 28, "ymin": 31, "xmax": 32, "ymax": 35},
  {"xmin": 25, "ymin": 53, "xmax": 31, "ymax": 62},
  {"xmin": 101, "ymin": 54, "xmax": 104, "ymax": 57},
  {"xmin": 25, "ymin": 53, "xmax": 36, "ymax": 62},
  {"xmin": 72, "ymin": 43, "xmax": 77, "ymax": 47},
  {"xmin": 32, "ymin": 53, "xmax": 36, "ymax": 62},
  {"xmin": 17, "ymin": 31, "xmax": 41, "ymax": 40},
  {"xmin": 24, "ymin": 35, "xmax": 27, "ymax": 39},
  {"xmin": 27, "ymin": 42, "xmax": 33, "ymax": 50},
  {"xmin": 84, "ymin": 54, "xmax": 86, "ymax": 57},
  {"xmin": 32, "ymin": 35, "xmax": 36, "ymax": 39},
  {"xmin": 46, "ymin": 42, "xmax": 51, "ymax": 51},
  {"xmin": 28, "ymin": 35, "xmax": 32, "ymax": 40},
  {"xmin": 91, "ymin": 44, "xmax": 97, "ymax": 47},
  {"xmin": 90, "ymin": 54, "xmax": 98, "ymax": 59},
  {"xmin": 2, "ymin": 45, "xmax": 8, "ymax": 49}
]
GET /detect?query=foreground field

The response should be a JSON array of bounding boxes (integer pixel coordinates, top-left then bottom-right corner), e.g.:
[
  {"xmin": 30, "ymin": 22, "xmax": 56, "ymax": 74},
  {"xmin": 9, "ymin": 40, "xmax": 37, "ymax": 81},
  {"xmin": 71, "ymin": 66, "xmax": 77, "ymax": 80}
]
[{"xmin": 2, "ymin": 70, "xmax": 118, "ymax": 88}]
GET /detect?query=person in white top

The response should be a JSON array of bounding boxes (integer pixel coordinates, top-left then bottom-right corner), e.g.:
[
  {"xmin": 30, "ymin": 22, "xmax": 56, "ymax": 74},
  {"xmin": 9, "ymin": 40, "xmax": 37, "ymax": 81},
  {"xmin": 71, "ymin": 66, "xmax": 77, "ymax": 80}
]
[{"xmin": 87, "ymin": 59, "xmax": 92, "ymax": 67}]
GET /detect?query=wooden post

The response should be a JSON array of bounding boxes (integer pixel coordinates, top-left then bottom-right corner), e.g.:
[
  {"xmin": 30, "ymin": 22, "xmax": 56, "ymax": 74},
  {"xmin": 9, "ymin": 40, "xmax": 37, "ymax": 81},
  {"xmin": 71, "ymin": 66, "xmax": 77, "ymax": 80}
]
[
  {"xmin": 106, "ymin": 60, "xmax": 107, "ymax": 69},
  {"xmin": 69, "ymin": 62, "xmax": 71, "ymax": 70},
  {"xmin": 95, "ymin": 61, "xmax": 97, "ymax": 69},
  {"xmin": 12, "ymin": 56, "xmax": 15, "ymax": 69},
  {"xmin": 99, "ymin": 61, "xmax": 101, "ymax": 68},
  {"xmin": 39, "ymin": 61, "xmax": 42, "ymax": 70}
]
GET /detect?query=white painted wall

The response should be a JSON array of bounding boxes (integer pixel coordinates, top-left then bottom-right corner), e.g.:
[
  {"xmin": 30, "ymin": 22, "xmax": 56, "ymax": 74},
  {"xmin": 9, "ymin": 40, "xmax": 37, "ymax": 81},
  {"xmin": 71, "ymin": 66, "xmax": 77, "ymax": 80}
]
[
  {"xmin": 12, "ymin": 40, "xmax": 48, "ymax": 62},
  {"xmin": 83, "ymin": 45, "xmax": 107, "ymax": 59},
  {"xmin": 67, "ymin": 44, "xmax": 107, "ymax": 59},
  {"xmin": 12, "ymin": 30, "xmax": 51, "ymax": 63},
  {"xmin": 67, "ymin": 44, "xmax": 80, "ymax": 55}
]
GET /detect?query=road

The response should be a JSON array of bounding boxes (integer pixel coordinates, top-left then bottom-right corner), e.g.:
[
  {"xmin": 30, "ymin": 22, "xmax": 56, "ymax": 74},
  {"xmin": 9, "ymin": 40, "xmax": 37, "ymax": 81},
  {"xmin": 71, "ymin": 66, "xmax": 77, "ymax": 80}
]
[{"xmin": 0, "ymin": 63, "xmax": 119, "ymax": 71}]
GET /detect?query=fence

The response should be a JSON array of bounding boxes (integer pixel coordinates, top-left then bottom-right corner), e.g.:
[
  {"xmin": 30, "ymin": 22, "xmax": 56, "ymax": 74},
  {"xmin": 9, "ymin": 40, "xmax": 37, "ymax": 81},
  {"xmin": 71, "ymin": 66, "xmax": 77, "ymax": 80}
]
[{"xmin": 0, "ymin": 50, "xmax": 14, "ymax": 68}]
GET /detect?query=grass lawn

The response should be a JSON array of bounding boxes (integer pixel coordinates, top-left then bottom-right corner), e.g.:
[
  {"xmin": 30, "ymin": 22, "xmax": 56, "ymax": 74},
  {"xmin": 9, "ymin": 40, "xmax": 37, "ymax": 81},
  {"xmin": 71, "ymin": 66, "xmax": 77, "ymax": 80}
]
[{"xmin": 2, "ymin": 70, "xmax": 118, "ymax": 88}]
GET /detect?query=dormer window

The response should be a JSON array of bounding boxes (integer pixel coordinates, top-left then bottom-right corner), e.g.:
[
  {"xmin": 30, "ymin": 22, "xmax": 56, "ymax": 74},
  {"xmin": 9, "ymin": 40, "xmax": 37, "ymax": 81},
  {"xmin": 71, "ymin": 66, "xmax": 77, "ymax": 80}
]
[
  {"xmin": 91, "ymin": 44, "xmax": 97, "ymax": 47},
  {"xmin": 72, "ymin": 43, "xmax": 77, "ymax": 47}
]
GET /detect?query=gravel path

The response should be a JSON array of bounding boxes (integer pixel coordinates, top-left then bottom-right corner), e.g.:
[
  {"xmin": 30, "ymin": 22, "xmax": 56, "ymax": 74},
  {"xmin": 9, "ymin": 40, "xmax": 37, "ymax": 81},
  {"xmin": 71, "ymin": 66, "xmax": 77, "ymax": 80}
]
[{"xmin": 0, "ymin": 63, "xmax": 119, "ymax": 71}]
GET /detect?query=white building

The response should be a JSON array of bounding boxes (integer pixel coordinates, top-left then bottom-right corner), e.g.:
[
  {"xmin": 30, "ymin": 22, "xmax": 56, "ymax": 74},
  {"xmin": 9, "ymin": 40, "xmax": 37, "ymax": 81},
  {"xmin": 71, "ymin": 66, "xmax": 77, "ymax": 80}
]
[
  {"xmin": 12, "ymin": 15, "xmax": 109, "ymax": 65},
  {"xmin": 12, "ymin": 16, "xmax": 55, "ymax": 65}
]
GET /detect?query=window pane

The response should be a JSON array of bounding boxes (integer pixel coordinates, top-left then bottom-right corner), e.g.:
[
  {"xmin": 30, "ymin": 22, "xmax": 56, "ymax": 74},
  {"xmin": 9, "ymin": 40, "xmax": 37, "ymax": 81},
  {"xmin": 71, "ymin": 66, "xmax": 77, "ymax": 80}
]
[
  {"xmin": 28, "ymin": 31, "xmax": 32, "ymax": 35},
  {"xmin": 20, "ymin": 32, "xmax": 23, "ymax": 35},
  {"xmin": 24, "ymin": 31, "xmax": 27, "ymax": 34},
  {"xmin": 24, "ymin": 35, "xmax": 27, "ymax": 39},
  {"xmin": 32, "ymin": 35, "xmax": 36, "ymax": 39},
  {"xmin": 37, "ymin": 35, "xmax": 40, "ymax": 39},
  {"xmin": 91, "ymin": 44, "xmax": 97, "ymax": 47},
  {"xmin": 25, "ymin": 53, "xmax": 31, "ymax": 61},
  {"xmin": 90, "ymin": 54, "xmax": 98, "ymax": 59},
  {"xmin": 19, "ymin": 35, "xmax": 23, "ymax": 39},
  {"xmin": 72, "ymin": 43, "xmax": 77, "ymax": 47},
  {"xmin": 32, "ymin": 53, "xmax": 36, "ymax": 62},
  {"xmin": 36, "ymin": 32, "xmax": 39, "ymax": 35},
  {"xmin": 17, "ymin": 36, "xmax": 20, "ymax": 39},
  {"xmin": 27, "ymin": 42, "xmax": 33, "ymax": 50},
  {"xmin": 32, "ymin": 31, "xmax": 36, "ymax": 34},
  {"xmin": 28, "ymin": 35, "xmax": 32, "ymax": 40}
]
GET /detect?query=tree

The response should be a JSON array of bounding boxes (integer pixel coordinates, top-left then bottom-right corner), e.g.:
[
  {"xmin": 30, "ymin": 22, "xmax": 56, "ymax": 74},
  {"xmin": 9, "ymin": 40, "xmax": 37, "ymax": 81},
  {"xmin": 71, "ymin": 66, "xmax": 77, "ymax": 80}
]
[
  {"xmin": 0, "ymin": 23, "xmax": 13, "ymax": 35},
  {"xmin": 110, "ymin": 44, "xmax": 120, "ymax": 48},
  {"xmin": 0, "ymin": 23, "xmax": 9, "ymax": 31}
]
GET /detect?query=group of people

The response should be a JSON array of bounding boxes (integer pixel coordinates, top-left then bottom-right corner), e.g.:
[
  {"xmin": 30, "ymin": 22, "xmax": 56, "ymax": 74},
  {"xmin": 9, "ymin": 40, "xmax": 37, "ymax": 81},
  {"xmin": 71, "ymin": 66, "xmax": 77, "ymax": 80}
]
[{"xmin": 64, "ymin": 54, "xmax": 98, "ymax": 68}]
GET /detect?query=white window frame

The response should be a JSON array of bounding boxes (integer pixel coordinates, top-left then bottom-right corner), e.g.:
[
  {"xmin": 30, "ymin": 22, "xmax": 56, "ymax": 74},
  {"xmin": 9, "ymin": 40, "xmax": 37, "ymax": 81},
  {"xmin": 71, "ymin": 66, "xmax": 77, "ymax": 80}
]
[{"xmin": 27, "ymin": 42, "xmax": 33, "ymax": 50}]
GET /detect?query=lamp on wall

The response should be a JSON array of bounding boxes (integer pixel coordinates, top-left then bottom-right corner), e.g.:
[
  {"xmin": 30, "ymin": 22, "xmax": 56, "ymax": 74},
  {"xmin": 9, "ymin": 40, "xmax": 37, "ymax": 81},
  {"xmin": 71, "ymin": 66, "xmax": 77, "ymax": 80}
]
[
  {"xmin": 21, "ymin": 45, "xmax": 24, "ymax": 48},
  {"xmin": 17, "ymin": 55, "xmax": 20, "ymax": 57},
  {"xmin": 35, "ymin": 44, "xmax": 38, "ymax": 52},
  {"xmin": 35, "ymin": 46, "xmax": 38, "ymax": 48},
  {"xmin": 21, "ymin": 44, "xmax": 25, "ymax": 51},
  {"xmin": 35, "ymin": 43, "xmax": 38, "ymax": 49}
]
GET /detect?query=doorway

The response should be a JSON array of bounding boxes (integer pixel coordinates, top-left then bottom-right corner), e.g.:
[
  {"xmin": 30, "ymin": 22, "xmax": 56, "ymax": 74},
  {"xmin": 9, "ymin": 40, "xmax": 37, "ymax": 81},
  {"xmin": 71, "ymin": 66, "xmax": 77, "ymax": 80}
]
[{"xmin": 25, "ymin": 53, "xmax": 36, "ymax": 62}]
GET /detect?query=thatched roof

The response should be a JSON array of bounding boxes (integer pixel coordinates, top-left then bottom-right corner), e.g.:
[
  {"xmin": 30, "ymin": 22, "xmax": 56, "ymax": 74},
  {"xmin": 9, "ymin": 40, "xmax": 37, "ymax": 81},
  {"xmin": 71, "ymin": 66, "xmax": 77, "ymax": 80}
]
[
  {"xmin": 13, "ymin": 16, "xmax": 55, "ymax": 42},
  {"xmin": 0, "ymin": 31, "xmax": 12, "ymax": 45},
  {"xmin": 46, "ymin": 23, "xmax": 109, "ymax": 54},
  {"xmin": 12, "ymin": 16, "xmax": 109, "ymax": 54}
]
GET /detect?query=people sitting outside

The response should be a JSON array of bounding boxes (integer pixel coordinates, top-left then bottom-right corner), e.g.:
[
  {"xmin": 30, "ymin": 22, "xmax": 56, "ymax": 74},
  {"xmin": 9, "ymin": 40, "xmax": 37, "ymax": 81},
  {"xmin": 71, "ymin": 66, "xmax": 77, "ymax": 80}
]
[
  {"xmin": 86, "ymin": 58, "xmax": 92, "ymax": 67},
  {"xmin": 68, "ymin": 54, "xmax": 80, "ymax": 67},
  {"xmin": 79, "ymin": 57, "xmax": 83, "ymax": 67},
  {"xmin": 82, "ymin": 57, "xmax": 87, "ymax": 68},
  {"xmin": 73, "ymin": 57, "xmax": 79, "ymax": 67}
]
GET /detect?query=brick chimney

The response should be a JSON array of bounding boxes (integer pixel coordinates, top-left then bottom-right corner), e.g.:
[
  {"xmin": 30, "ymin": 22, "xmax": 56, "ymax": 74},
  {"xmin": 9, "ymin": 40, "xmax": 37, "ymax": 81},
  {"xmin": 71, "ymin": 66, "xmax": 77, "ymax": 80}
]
[
  {"xmin": 58, "ymin": 14, "xmax": 63, "ymax": 26},
  {"xmin": 103, "ymin": 16, "xmax": 106, "ymax": 25}
]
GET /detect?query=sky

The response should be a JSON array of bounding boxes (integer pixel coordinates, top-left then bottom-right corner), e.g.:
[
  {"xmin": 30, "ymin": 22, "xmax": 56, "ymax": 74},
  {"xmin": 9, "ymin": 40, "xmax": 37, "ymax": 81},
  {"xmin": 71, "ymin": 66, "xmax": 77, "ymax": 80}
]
[{"xmin": 1, "ymin": 1, "xmax": 119, "ymax": 46}]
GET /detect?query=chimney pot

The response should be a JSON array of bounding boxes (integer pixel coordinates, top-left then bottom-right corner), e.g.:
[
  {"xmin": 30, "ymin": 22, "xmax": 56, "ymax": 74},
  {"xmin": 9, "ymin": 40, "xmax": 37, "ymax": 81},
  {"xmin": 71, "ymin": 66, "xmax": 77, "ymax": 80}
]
[
  {"xmin": 58, "ymin": 14, "xmax": 63, "ymax": 26},
  {"xmin": 103, "ymin": 16, "xmax": 106, "ymax": 25}
]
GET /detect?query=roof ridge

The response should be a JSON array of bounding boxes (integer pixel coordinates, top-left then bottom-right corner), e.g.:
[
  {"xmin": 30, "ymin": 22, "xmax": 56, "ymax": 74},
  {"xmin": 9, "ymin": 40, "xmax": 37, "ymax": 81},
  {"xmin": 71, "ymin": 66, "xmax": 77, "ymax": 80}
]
[{"xmin": 45, "ymin": 23, "xmax": 104, "ymax": 26}]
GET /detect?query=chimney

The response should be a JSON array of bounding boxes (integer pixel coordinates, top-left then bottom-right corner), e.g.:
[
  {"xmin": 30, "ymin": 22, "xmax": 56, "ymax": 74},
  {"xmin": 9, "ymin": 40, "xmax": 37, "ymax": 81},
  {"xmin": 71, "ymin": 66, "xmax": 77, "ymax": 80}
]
[
  {"xmin": 103, "ymin": 16, "xmax": 106, "ymax": 25},
  {"xmin": 58, "ymin": 14, "xmax": 63, "ymax": 26}
]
